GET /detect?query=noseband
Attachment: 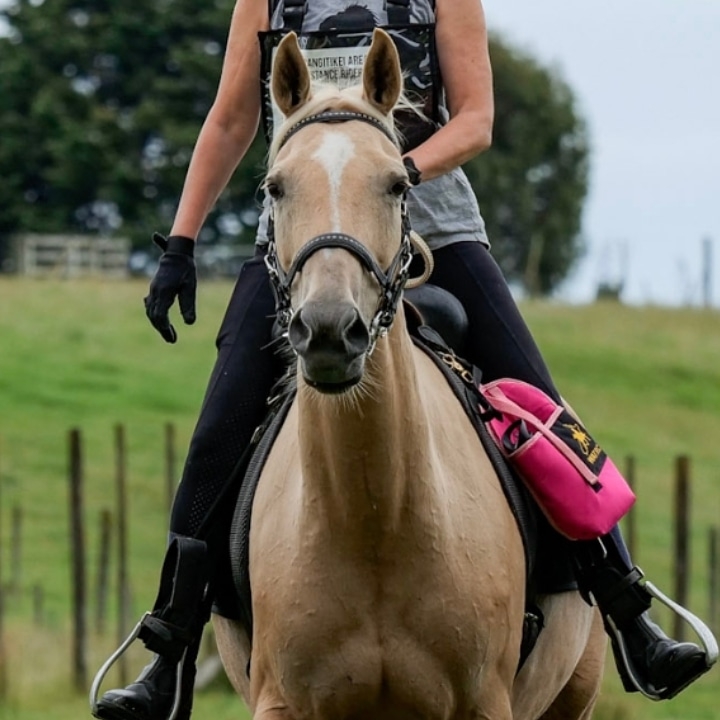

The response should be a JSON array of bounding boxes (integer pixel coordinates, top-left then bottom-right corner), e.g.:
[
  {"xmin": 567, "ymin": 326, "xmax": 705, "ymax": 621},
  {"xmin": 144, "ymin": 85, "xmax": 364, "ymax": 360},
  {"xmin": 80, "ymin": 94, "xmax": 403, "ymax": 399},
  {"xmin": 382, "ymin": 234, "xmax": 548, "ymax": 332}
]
[{"xmin": 264, "ymin": 110, "xmax": 413, "ymax": 349}]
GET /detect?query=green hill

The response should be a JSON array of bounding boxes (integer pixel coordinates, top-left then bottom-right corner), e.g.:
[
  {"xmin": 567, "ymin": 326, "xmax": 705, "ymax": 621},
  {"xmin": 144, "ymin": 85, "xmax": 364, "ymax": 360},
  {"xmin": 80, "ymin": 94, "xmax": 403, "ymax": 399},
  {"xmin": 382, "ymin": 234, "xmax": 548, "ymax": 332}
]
[{"xmin": 0, "ymin": 277, "xmax": 718, "ymax": 720}]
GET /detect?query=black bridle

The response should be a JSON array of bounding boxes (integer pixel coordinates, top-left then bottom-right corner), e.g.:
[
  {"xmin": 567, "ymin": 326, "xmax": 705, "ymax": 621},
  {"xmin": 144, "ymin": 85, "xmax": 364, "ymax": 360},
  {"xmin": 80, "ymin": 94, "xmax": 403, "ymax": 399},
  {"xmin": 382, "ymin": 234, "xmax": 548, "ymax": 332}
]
[{"xmin": 264, "ymin": 110, "xmax": 413, "ymax": 349}]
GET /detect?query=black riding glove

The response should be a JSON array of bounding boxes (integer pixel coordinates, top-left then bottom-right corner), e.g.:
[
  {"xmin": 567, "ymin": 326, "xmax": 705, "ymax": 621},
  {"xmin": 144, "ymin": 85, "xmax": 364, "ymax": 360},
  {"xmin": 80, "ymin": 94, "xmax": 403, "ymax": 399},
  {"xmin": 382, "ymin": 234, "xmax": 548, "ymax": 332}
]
[{"xmin": 144, "ymin": 233, "xmax": 197, "ymax": 344}]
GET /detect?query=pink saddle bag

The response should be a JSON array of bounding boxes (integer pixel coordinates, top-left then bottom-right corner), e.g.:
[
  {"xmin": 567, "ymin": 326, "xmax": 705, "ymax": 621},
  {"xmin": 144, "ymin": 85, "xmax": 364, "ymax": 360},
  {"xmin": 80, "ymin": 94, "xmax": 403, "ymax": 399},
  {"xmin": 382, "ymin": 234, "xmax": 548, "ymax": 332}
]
[{"xmin": 479, "ymin": 378, "xmax": 636, "ymax": 540}]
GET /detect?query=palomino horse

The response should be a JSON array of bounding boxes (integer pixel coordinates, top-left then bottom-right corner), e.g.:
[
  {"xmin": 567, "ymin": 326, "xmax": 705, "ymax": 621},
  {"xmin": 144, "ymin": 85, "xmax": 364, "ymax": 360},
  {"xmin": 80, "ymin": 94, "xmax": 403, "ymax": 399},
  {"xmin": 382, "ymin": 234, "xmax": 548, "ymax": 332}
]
[{"xmin": 214, "ymin": 29, "xmax": 607, "ymax": 720}]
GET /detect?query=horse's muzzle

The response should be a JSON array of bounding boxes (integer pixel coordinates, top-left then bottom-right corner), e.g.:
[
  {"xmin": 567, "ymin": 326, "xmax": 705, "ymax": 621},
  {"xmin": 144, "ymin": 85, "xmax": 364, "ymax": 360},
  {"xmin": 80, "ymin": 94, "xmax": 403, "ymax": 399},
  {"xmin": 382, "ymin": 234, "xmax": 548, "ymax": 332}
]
[{"xmin": 288, "ymin": 301, "xmax": 370, "ymax": 392}]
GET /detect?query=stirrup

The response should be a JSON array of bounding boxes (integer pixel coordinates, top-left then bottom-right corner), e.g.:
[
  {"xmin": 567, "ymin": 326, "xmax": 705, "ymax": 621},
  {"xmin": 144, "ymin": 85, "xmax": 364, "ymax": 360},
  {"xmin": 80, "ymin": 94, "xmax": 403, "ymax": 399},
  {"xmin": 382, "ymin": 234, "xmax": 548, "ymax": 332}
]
[
  {"xmin": 89, "ymin": 613, "xmax": 188, "ymax": 720},
  {"xmin": 606, "ymin": 577, "xmax": 718, "ymax": 700}
]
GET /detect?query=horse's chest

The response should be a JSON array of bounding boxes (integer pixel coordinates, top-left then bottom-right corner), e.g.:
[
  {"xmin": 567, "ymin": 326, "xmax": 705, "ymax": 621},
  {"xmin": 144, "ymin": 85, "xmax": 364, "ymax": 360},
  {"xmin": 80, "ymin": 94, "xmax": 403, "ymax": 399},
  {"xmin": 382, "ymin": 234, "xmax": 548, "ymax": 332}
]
[
  {"xmin": 251, "ymin": 552, "xmax": 512, "ymax": 718},
  {"xmin": 255, "ymin": 598, "xmax": 473, "ymax": 719}
]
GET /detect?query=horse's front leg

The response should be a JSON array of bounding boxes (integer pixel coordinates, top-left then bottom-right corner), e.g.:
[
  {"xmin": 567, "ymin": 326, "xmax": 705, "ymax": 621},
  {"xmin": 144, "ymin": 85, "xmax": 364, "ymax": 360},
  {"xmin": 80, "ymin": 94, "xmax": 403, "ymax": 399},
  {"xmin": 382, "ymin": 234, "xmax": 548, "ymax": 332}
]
[
  {"xmin": 471, "ymin": 678, "xmax": 515, "ymax": 720},
  {"xmin": 253, "ymin": 702, "xmax": 297, "ymax": 720},
  {"xmin": 213, "ymin": 622, "xmax": 300, "ymax": 720},
  {"xmin": 212, "ymin": 617, "xmax": 253, "ymax": 706}
]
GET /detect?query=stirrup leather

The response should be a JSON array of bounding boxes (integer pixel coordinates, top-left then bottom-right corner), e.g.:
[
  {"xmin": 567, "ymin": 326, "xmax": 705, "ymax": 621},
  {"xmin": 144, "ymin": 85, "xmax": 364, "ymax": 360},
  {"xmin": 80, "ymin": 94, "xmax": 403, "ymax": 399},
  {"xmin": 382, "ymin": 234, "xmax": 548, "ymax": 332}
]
[{"xmin": 606, "ymin": 575, "xmax": 718, "ymax": 701}]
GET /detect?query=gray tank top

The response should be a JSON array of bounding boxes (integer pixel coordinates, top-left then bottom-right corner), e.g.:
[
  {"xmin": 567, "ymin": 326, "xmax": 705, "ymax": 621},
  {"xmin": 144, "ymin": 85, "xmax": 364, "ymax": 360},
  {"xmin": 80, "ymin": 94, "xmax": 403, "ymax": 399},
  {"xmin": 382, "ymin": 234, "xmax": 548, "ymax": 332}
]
[{"xmin": 255, "ymin": 0, "xmax": 488, "ymax": 250}]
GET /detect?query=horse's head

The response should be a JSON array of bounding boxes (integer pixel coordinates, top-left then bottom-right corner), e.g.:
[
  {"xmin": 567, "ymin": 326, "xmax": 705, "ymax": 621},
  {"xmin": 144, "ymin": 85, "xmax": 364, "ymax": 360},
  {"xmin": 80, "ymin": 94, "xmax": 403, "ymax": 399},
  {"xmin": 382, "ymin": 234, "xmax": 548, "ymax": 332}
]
[{"xmin": 265, "ymin": 29, "xmax": 413, "ymax": 394}]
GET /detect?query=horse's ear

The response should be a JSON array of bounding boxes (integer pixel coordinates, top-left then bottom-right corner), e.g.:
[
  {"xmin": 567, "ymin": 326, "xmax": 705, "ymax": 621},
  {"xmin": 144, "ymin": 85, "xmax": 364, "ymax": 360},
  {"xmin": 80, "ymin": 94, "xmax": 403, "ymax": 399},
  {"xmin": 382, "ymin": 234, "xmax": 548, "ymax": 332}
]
[
  {"xmin": 362, "ymin": 28, "xmax": 403, "ymax": 116},
  {"xmin": 272, "ymin": 32, "xmax": 312, "ymax": 118}
]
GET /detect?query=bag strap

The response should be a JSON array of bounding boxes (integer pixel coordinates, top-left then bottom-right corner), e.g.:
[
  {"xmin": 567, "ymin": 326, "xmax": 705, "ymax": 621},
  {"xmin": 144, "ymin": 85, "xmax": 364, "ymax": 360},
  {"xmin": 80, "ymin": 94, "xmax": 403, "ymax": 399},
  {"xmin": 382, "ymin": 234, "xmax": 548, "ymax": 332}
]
[
  {"xmin": 482, "ymin": 387, "xmax": 560, "ymax": 433},
  {"xmin": 389, "ymin": 0, "xmax": 437, "ymax": 24},
  {"xmin": 482, "ymin": 384, "xmax": 602, "ymax": 487},
  {"xmin": 272, "ymin": 0, "xmax": 435, "ymax": 31},
  {"xmin": 278, "ymin": 0, "xmax": 305, "ymax": 32},
  {"xmin": 387, "ymin": 0, "xmax": 411, "ymax": 24}
]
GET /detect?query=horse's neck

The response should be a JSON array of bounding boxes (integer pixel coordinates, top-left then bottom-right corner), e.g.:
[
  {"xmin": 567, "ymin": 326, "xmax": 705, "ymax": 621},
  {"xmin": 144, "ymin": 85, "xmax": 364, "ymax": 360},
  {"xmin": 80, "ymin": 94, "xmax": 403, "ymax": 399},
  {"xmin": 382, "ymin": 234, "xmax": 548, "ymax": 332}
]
[{"xmin": 297, "ymin": 320, "xmax": 430, "ymax": 526}]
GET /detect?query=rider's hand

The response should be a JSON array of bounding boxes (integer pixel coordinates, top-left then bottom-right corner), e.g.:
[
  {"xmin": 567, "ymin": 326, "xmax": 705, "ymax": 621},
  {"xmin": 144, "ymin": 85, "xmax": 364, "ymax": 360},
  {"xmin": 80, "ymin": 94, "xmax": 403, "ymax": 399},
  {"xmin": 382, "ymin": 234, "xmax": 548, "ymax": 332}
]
[{"xmin": 144, "ymin": 233, "xmax": 197, "ymax": 343}]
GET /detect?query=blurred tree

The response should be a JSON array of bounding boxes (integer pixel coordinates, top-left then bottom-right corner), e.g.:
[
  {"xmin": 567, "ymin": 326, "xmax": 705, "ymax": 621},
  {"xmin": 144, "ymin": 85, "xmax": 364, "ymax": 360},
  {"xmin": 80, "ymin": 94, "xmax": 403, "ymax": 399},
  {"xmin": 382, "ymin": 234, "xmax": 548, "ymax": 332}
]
[
  {"xmin": 466, "ymin": 35, "xmax": 590, "ymax": 295},
  {"xmin": 0, "ymin": 5, "xmax": 589, "ymax": 293},
  {"xmin": 0, "ymin": 0, "xmax": 265, "ymax": 249}
]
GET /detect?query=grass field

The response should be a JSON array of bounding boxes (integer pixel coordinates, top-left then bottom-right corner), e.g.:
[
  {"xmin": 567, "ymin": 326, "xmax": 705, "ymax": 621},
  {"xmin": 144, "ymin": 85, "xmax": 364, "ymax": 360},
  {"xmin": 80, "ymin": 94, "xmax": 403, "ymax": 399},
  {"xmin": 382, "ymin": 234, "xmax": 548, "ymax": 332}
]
[{"xmin": 0, "ymin": 276, "xmax": 718, "ymax": 719}]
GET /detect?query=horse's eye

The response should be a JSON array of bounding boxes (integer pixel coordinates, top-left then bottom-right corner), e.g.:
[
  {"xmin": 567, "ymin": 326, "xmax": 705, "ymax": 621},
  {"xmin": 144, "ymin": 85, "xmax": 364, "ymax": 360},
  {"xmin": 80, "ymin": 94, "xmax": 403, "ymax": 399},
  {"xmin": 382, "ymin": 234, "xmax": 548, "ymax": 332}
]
[
  {"xmin": 389, "ymin": 180, "xmax": 409, "ymax": 197},
  {"xmin": 266, "ymin": 182, "xmax": 284, "ymax": 200}
]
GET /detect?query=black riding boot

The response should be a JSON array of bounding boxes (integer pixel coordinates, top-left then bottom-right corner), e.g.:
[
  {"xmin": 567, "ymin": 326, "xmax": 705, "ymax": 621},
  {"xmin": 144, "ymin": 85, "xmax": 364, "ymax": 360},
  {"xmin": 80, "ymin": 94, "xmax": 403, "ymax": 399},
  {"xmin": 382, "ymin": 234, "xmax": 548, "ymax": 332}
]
[
  {"xmin": 94, "ymin": 635, "xmax": 201, "ymax": 720},
  {"xmin": 574, "ymin": 533, "xmax": 713, "ymax": 700},
  {"xmin": 92, "ymin": 536, "xmax": 210, "ymax": 720}
]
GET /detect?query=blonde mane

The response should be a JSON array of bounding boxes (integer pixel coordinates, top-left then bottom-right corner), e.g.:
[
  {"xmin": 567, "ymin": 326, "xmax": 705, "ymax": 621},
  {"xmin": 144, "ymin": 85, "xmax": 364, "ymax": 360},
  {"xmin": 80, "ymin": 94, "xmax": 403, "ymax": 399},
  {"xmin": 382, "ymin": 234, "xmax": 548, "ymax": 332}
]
[{"xmin": 268, "ymin": 81, "xmax": 418, "ymax": 164}]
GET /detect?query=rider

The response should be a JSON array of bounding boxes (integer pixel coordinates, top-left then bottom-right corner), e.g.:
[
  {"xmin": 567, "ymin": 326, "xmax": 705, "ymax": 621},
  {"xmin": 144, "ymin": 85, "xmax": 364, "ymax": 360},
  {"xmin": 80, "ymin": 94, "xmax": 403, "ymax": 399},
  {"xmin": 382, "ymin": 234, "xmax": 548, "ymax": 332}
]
[{"xmin": 92, "ymin": 1, "xmax": 715, "ymax": 719}]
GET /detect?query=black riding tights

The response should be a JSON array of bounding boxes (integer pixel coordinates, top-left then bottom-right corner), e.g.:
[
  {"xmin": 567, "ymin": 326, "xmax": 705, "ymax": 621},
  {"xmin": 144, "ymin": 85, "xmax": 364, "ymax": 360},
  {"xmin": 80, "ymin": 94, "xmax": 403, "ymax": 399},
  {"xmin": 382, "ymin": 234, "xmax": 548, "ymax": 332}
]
[
  {"xmin": 169, "ymin": 241, "xmax": 631, "ymax": 567},
  {"xmin": 169, "ymin": 253, "xmax": 282, "ymax": 538}
]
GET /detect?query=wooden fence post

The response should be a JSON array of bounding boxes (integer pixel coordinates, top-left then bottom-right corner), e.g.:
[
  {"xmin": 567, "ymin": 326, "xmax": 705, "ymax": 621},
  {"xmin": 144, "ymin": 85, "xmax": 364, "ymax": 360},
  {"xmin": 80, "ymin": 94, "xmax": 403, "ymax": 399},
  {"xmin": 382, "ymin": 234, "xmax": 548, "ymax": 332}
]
[
  {"xmin": 624, "ymin": 455, "xmax": 637, "ymax": 561},
  {"xmin": 115, "ymin": 424, "xmax": 129, "ymax": 686},
  {"xmin": 673, "ymin": 456, "xmax": 691, "ymax": 642},
  {"xmin": 165, "ymin": 423, "xmax": 176, "ymax": 517},
  {"xmin": 69, "ymin": 427, "xmax": 88, "ymax": 692},
  {"xmin": 33, "ymin": 584, "xmax": 44, "ymax": 627},
  {"xmin": 10, "ymin": 505, "xmax": 22, "ymax": 594},
  {"xmin": 96, "ymin": 509, "xmax": 113, "ymax": 635},
  {"xmin": 0, "ymin": 435, "xmax": 6, "ymax": 700},
  {"xmin": 710, "ymin": 526, "xmax": 718, "ymax": 638}
]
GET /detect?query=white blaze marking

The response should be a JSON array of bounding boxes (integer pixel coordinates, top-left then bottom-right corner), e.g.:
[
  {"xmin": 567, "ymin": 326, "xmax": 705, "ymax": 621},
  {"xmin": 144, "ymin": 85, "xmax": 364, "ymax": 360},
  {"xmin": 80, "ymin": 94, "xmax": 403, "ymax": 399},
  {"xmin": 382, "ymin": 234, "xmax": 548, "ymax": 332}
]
[{"xmin": 312, "ymin": 131, "xmax": 356, "ymax": 232}]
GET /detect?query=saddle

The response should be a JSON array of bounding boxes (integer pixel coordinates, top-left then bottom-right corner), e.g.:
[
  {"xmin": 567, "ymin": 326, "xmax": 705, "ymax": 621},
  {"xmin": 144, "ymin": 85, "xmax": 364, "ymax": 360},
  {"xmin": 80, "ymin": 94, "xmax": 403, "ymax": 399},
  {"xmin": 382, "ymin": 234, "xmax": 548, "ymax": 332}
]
[{"xmin": 225, "ymin": 284, "xmax": 578, "ymax": 670}]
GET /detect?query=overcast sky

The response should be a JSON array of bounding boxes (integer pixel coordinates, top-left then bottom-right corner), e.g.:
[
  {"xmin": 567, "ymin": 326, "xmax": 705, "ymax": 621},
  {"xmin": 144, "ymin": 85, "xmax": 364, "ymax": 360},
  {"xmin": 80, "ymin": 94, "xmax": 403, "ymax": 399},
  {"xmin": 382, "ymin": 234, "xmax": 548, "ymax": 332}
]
[{"xmin": 484, "ymin": 0, "xmax": 720, "ymax": 306}]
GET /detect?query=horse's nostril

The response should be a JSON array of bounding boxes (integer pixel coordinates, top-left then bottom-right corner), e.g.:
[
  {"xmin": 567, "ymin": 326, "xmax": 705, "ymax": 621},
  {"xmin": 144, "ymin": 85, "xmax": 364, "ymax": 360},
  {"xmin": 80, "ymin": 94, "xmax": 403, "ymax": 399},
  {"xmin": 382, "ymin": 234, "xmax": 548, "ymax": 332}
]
[
  {"xmin": 342, "ymin": 310, "xmax": 370, "ymax": 356},
  {"xmin": 288, "ymin": 308, "xmax": 312, "ymax": 353}
]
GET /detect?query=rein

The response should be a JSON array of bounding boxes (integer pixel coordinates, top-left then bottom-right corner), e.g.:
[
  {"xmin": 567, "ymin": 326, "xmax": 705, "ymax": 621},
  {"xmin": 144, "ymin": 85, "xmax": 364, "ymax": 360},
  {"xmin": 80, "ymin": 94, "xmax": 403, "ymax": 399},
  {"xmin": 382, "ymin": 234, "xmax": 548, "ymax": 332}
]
[{"xmin": 264, "ymin": 110, "xmax": 413, "ymax": 350}]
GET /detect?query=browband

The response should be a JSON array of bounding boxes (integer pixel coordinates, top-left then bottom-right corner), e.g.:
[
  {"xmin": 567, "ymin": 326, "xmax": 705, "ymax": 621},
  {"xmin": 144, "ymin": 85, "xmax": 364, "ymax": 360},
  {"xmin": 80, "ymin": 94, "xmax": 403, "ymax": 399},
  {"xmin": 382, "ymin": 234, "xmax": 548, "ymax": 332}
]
[{"xmin": 276, "ymin": 110, "xmax": 399, "ymax": 152}]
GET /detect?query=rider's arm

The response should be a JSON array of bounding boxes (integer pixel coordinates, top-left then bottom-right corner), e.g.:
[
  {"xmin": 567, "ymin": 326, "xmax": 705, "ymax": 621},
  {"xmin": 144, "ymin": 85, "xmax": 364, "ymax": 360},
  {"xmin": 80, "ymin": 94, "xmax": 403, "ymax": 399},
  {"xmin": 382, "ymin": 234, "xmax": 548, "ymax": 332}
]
[
  {"xmin": 170, "ymin": 0, "xmax": 269, "ymax": 239},
  {"xmin": 403, "ymin": 0, "xmax": 494, "ymax": 182}
]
